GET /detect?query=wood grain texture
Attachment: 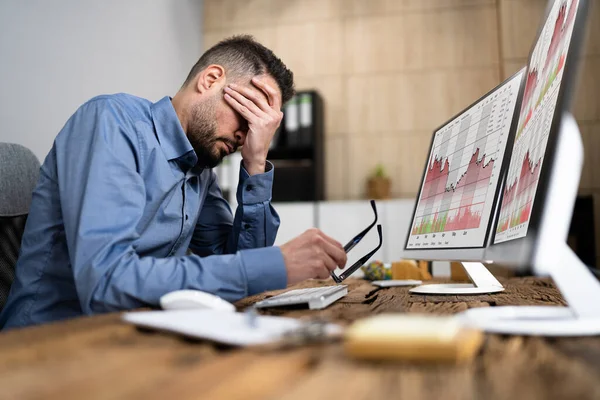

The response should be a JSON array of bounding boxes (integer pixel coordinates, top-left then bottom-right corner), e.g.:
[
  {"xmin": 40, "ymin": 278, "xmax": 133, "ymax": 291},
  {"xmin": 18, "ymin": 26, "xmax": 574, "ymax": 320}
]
[{"xmin": 0, "ymin": 278, "xmax": 599, "ymax": 400}]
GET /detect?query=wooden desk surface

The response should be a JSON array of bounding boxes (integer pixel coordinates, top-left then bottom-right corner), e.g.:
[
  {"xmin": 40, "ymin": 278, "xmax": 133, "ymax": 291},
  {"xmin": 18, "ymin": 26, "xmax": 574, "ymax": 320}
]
[{"xmin": 1, "ymin": 278, "xmax": 600, "ymax": 400}]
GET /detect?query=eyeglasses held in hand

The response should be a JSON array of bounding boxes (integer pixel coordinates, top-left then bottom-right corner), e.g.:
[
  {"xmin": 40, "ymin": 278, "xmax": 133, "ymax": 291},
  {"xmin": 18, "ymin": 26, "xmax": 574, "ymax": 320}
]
[{"xmin": 331, "ymin": 200, "xmax": 383, "ymax": 283}]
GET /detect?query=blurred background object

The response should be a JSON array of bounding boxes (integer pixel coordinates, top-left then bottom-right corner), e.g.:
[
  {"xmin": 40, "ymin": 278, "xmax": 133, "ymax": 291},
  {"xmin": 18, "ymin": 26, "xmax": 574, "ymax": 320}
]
[
  {"xmin": 367, "ymin": 164, "xmax": 391, "ymax": 200},
  {"xmin": 268, "ymin": 90, "xmax": 325, "ymax": 202}
]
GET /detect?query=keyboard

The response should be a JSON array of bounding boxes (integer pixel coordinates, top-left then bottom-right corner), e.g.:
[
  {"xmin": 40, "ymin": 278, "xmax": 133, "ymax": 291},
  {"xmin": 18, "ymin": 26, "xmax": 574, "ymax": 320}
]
[{"xmin": 254, "ymin": 285, "xmax": 348, "ymax": 310}]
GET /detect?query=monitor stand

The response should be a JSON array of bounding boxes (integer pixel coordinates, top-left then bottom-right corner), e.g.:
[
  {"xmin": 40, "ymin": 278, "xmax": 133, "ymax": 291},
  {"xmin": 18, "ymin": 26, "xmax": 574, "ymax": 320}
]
[
  {"xmin": 457, "ymin": 114, "xmax": 600, "ymax": 336},
  {"xmin": 409, "ymin": 262, "xmax": 505, "ymax": 295}
]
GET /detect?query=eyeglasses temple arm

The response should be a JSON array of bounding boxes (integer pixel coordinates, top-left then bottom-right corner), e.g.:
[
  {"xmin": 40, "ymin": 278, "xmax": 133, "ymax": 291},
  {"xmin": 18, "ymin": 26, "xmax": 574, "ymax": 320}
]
[
  {"xmin": 333, "ymin": 224, "xmax": 383, "ymax": 283},
  {"xmin": 342, "ymin": 200, "xmax": 378, "ymax": 253}
]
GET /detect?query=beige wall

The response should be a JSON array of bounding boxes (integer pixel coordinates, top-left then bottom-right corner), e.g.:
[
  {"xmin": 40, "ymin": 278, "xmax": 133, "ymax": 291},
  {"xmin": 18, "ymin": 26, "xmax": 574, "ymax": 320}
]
[
  {"xmin": 204, "ymin": 0, "xmax": 600, "ymax": 259},
  {"xmin": 204, "ymin": 0, "xmax": 502, "ymax": 200}
]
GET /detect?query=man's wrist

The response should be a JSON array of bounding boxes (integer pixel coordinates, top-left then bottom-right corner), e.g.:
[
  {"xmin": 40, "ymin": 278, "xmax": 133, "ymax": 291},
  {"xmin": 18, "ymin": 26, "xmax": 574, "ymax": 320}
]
[
  {"xmin": 236, "ymin": 160, "xmax": 274, "ymax": 204},
  {"xmin": 243, "ymin": 159, "xmax": 267, "ymax": 175}
]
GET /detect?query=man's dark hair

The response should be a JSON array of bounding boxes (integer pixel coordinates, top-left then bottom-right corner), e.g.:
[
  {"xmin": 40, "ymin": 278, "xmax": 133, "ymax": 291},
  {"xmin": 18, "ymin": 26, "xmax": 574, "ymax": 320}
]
[{"xmin": 183, "ymin": 35, "xmax": 295, "ymax": 104}]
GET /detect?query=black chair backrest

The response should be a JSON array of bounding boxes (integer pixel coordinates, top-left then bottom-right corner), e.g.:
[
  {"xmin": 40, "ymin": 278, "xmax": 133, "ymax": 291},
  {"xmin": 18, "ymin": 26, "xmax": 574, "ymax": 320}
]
[
  {"xmin": 0, "ymin": 143, "xmax": 40, "ymax": 311},
  {"xmin": 0, "ymin": 216, "xmax": 28, "ymax": 310}
]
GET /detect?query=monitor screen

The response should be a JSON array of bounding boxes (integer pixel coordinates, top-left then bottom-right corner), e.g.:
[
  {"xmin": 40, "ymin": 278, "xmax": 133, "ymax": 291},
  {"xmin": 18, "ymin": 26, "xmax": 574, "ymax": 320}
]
[
  {"xmin": 405, "ymin": 70, "xmax": 524, "ymax": 250},
  {"xmin": 494, "ymin": 0, "xmax": 581, "ymax": 244}
]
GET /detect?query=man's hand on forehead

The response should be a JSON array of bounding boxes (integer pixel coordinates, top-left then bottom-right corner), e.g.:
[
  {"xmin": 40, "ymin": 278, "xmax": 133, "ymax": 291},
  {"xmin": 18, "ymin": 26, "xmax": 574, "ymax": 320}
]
[
  {"xmin": 224, "ymin": 76, "xmax": 284, "ymax": 176},
  {"xmin": 230, "ymin": 76, "xmax": 282, "ymax": 110}
]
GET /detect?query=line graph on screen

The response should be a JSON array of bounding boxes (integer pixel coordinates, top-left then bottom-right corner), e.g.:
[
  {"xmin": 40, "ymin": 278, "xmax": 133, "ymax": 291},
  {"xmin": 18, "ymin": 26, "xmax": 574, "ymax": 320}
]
[
  {"xmin": 411, "ymin": 147, "xmax": 494, "ymax": 235},
  {"xmin": 406, "ymin": 71, "xmax": 523, "ymax": 249},
  {"xmin": 495, "ymin": 0, "xmax": 579, "ymax": 243}
]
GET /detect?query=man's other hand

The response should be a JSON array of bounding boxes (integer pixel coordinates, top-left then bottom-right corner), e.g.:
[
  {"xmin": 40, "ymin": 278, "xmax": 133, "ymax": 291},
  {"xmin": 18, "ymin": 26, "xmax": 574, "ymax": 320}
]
[{"xmin": 279, "ymin": 229, "xmax": 348, "ymax": 285}]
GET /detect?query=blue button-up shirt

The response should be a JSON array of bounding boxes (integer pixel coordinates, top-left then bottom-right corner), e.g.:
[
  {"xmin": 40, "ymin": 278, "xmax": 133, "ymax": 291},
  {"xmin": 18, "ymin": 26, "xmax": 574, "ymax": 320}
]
[{"xmin": 0, "ymin": 94, "xmax": 287, "ymax": 329}]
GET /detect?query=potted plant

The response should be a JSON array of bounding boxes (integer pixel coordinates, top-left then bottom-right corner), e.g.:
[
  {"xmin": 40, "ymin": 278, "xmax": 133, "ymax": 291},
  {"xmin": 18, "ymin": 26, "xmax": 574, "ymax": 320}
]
[{"xmin": 367, "ymin": 164, "xmax": 391, "ymax": 199}]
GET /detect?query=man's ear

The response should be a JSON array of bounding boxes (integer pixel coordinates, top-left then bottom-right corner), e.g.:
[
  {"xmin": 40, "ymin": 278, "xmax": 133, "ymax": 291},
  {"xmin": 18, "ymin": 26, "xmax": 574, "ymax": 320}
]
[{"xmin": 196, "ymin": 65, "xmax": 225, "ymax": 94}]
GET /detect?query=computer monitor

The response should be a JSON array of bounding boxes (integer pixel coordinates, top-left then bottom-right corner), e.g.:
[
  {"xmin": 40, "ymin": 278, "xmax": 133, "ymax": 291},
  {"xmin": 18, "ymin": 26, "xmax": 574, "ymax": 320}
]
[
  {"xmin": 486, "ymin": 0, "xmax": 587, "ymax": 267},
  {"xmin": 402, "ymin": 68, "xmax": 526, "ymax": 294},
  {"xmin": 458, "ymin": 0, "xmax": 600, "ymax": 336}
]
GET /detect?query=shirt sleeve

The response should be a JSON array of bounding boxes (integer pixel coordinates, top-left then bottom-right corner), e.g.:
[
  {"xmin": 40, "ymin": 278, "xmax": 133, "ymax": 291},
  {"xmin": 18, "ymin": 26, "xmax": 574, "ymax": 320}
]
[
  {"xmin": 189, "ymin": 160, "xmax": 281, "ymax": 255},
  {"xmin": 55, "ymin": 98, "xmax": 287, "ymax": 314}
]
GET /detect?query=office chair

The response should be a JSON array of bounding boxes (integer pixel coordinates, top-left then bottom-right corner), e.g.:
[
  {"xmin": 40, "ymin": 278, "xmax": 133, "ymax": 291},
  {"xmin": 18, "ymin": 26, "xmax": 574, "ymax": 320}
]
[{"xmin": 0, "ymin": 143, "xmax": 40, "ymax": 311}]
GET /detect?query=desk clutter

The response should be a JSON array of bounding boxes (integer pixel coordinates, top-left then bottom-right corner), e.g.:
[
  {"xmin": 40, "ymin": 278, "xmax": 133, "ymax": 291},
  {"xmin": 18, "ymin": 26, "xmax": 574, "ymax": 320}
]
[
  {"xmin": 123, "ymin": 260, "xmax": 480, "ymax": 364},
  {"xmin": 361, "ymin": 259, "xmax": 432, "ymax": 281},
  {"xmin": 123, "ymin": 309, "xmax": 482, "ymax": 364},
  {"xmin": 124, "ymin": 275, "xmax": 483, "ymax": 365}
]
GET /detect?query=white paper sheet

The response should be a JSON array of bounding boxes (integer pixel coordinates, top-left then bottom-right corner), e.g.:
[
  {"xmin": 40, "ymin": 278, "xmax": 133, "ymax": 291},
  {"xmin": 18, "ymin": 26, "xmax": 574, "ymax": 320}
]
[{"xmin": 122, "ymin": 309, "xmax": 342, "ymax": 346}]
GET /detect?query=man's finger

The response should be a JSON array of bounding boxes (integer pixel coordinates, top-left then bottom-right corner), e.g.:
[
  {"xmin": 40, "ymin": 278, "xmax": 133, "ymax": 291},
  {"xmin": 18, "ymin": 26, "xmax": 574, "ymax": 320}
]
[
  {"xmin": 317, "ymin": 230, "xmax": 345, "ymax": 252},
  {"xmin": 224, "ymin": 87, "xmax": 265, "ymax": 118},
  {"xmin": 224, "ymin": 93, "xmax": 259, "ymax": 124},
  {"xmin": 252, "ymin": 77, "xmax": 282, "ymax": 110},
  {"xmin": 321, "ymin": 252, "xmax": 338, "ymax": 273},
  {"xmin": 228, "ymin": 83, "xmax": 271, "ymax": 114},
  {"xmin": 316, "ymin": 265, "xmax": 331, "ymax": 280},
  {"xmin": 319, "ymin": 235, "xmax": 347, "ymax": 269}
]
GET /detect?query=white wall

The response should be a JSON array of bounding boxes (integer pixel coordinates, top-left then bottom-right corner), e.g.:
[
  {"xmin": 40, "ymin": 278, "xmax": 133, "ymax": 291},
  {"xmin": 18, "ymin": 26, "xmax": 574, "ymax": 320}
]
[{"xmin": 0, "ymin": 0, "xmax": 203, "ymax": 162}]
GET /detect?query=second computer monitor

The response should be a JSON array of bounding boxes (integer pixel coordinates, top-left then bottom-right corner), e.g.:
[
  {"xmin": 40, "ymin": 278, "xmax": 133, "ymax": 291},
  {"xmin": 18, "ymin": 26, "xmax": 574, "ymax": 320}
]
[
  {"xmin": 486, "ymin": 0, "xmax": 588, "ymax": 269},
  {"xmin": 403, "ymin": 68, "xmax": 525, "ymax": 261}
]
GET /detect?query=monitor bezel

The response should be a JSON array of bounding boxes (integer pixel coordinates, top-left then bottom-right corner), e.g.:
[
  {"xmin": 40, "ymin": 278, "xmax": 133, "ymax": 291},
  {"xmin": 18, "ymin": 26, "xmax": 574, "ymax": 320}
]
[
  {"xmin": 403, "ymin": 67, "xmax": 527, "ymax": 257},
  {"xmin": 485, "ymin": 0, "xmax": 590, "ymax": 270}
]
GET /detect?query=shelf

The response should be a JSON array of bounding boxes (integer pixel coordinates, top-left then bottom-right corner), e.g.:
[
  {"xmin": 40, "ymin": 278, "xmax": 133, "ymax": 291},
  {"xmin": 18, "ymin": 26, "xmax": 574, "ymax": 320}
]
[
  {"xmin": 267, "ymin": 147, "xmax": 313, "ymax": 160},
  {"xmin": 270, "ymin": 159, "xmax": 313, "ymax": 167}
]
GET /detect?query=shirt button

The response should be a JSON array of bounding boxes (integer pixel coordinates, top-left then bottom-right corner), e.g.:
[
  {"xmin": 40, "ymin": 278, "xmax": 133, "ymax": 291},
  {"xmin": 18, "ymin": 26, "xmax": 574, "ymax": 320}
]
[
  {"xmin": 246, "ymin": 184, "xmax": 254, "ymax": 191},
  {"xmin": 185, "ymin": 214, "xmax": 189, "ymax": 221},
  {"xmin": 244, "ymin": 223, "xmax": 251, "ymax": 230}
]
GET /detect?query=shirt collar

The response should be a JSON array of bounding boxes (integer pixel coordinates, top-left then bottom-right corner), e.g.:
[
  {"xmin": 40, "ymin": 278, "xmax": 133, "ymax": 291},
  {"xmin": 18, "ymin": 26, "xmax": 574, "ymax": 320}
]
[{"xmin": 150, "ymin": 96, "xmax": 197, "ymax": 169}]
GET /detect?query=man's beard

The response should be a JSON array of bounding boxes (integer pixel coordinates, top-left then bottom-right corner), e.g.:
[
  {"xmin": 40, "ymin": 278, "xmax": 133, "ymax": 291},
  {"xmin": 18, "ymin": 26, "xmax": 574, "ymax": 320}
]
[{"xmin": 187, "ymin": 98, "xmax": 229, "ymax": 169}]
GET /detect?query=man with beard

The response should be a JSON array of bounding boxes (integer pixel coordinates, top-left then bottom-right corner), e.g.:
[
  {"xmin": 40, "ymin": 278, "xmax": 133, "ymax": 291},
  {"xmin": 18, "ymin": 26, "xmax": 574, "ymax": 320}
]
[{"xmin": 0, "ymin": 36, "xmax": 347, "ymax": 329}]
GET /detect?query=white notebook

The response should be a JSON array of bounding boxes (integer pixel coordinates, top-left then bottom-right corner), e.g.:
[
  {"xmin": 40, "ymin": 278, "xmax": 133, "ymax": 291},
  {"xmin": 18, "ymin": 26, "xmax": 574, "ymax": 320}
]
[{"xmin": 122, "ymin": 309, "xmax": 342, "ymax": 346}]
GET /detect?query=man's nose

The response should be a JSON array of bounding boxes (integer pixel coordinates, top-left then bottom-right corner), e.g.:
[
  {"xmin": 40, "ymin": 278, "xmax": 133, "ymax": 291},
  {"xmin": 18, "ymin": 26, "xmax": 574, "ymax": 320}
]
[{"xmin": 234, "ymin": 130, "xmax": 246, "ymax": 146}]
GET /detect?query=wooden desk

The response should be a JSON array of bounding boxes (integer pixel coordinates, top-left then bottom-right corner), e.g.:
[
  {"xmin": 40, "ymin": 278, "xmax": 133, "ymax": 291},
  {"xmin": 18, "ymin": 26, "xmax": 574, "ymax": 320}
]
[{"xmin": 1, "ymin": 278, "xmax": 600, "ymax": 400}]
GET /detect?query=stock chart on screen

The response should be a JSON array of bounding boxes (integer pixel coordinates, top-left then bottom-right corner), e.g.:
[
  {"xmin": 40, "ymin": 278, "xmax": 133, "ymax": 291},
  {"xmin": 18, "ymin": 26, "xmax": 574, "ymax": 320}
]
[
  {"xmin": 495, "ymin": 0, "xmax": 580, "ymax": 244},
  {"xmin": 406, "ymin": 71, "xmax": 524, "ymax": 249}
]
